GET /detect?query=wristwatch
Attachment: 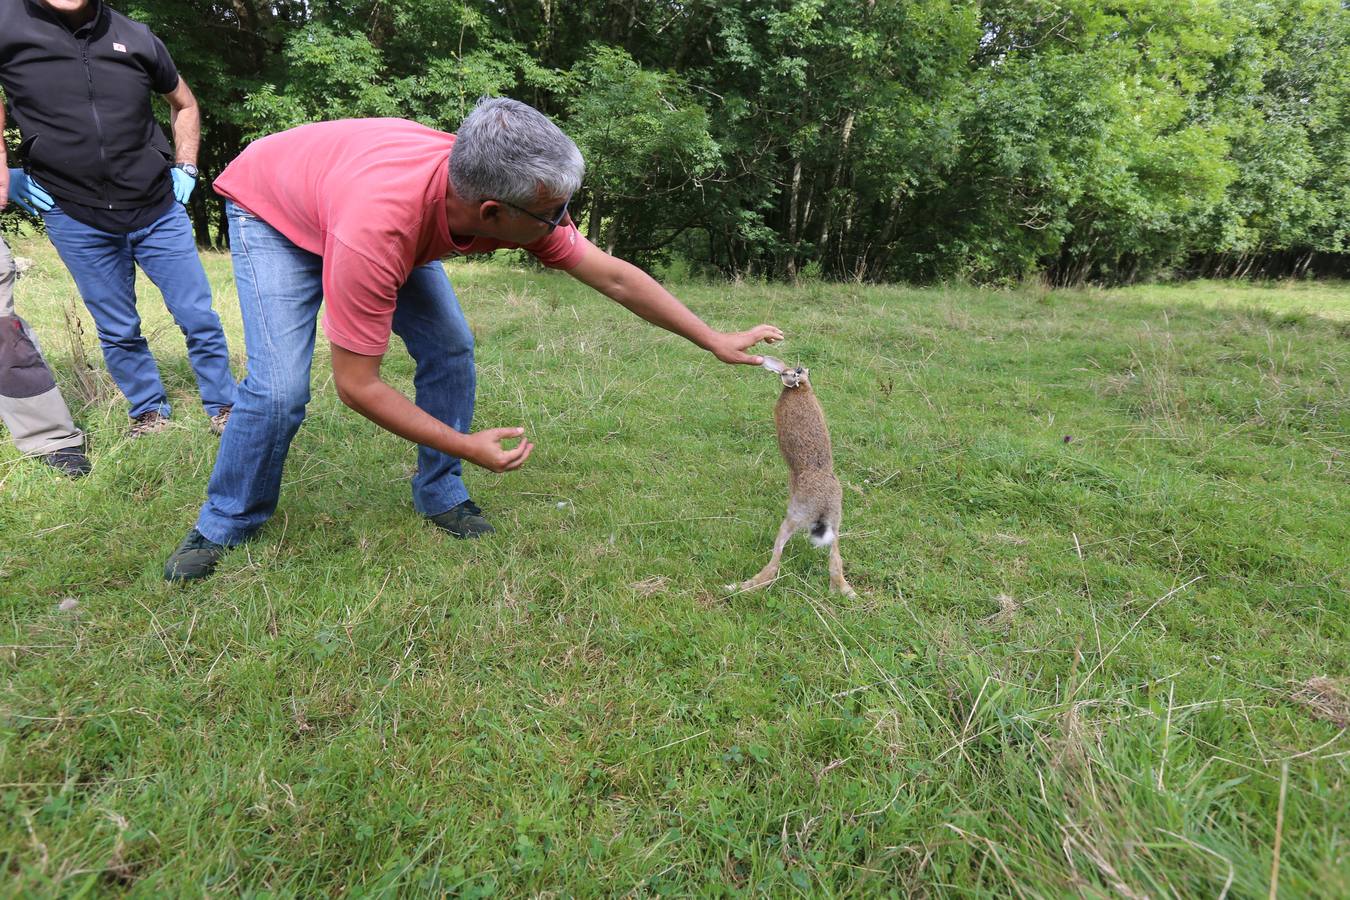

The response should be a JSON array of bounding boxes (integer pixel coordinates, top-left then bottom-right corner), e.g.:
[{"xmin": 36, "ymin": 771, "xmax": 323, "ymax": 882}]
[{"xmin": 174, "ymin": 163, "xmax": 199, "ymax": 179}]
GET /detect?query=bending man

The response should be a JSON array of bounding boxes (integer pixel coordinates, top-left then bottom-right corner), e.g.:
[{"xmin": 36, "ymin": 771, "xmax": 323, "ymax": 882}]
[{"xmin": 164, "ymin": 97, "xmax": 781, "ymax": 581}]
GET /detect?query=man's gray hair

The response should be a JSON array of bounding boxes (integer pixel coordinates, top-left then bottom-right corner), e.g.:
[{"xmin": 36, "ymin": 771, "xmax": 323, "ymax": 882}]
[{"xmin": 450, "ymin": 97, "xmax": 585, "ymax": 207}]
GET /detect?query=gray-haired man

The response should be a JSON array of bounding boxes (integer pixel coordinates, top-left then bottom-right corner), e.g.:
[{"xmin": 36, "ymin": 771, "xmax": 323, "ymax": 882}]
[
  {"xmin": 165, "ymin": 97, "xmax": 781, "ymax": 580},
  {"xmin": 0, "ymin": 235, "xmax": 89, "ymax": 475}
]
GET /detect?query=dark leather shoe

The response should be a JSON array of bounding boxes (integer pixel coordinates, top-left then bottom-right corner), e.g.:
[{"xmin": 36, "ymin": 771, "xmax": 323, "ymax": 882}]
[
  {"xmin": 427, "ymin": 499, "xmax": 494, "ymax": 539},
  {"xmin": 40, "ymin": 447, "xmax": 91, "ymax": 477},
  {"xmin": 164, "ymin": 529, "xmax": 228, "ymax": 582}
]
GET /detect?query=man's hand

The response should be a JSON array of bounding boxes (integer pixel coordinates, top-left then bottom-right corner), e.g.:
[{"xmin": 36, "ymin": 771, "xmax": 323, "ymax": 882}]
[
  {"xmin": 459, "ymin": 427, "xmax": 534, "ymax": 473},
  {"xmin": 171, "ymin": 167, "xmax": 196, "ymax": 204},
  {"xmin": 333, "ymin": 344, "xmax": 535, "ymax": 474},
  {"xmin": 706, "ymin": 324, "xmax": 785, "ymax": 366},
  {"xmin": 5, "ymin": 169, "xmax": 54, "ymax": 216}
]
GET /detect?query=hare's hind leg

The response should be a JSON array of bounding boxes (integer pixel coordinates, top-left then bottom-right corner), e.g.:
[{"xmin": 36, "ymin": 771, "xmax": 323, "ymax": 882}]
[
  {"xmin": 828, "ymin": 538, "xmax": 857, "ymax": 598},
  {"xmin": 737, "ymin": 515, "xmax": 799, "ymax": 593}
]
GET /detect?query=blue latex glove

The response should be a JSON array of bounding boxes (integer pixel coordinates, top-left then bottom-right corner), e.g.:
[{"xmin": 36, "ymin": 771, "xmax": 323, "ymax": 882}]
[
  {"xmin": 6, "ymin": 168, "xmax": 54, "ymax": 216},
  {"xmin": 171, "ymin": 167, "xmax": 196, "ymax": 205}
]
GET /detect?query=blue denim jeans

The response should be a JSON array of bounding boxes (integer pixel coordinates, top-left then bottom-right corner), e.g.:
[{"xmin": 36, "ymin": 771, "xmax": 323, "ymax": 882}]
[
  {"xmin": 42, "ymin": 203, "xmax": 235, "ymax": 419},
  {"xmin": 195, "ymin": 201, "xmax": 476, "ymax": 545}
]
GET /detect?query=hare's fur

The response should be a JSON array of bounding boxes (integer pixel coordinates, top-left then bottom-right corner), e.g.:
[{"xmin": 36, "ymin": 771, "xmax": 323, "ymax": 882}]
[{"xmin": 736, "ymin": 358, "xmax": 855, "ymax": 598}]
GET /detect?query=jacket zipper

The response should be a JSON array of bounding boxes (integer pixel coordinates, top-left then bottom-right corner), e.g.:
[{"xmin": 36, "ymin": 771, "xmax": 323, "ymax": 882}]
[{"xmin": 80, "ymin": 37, "xmax": 113, "ymax": 209}]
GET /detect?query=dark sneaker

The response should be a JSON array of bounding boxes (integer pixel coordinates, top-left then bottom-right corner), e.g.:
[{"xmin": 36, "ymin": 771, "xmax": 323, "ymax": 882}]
[
  {"xmin": 40, "ymin": 447, "xmax": 91, "ymax": 477},
  {"xmin": 164, "ymin": 528, "xmax": 228, "ymax": 582},
  {"xmin": 209, "ymin": 406, "xmax": 232, "ymax": 436},
  {"xmin": 129, "ymin": 410, "xmax": 168, "ymax": 438},
  {"xmin": 427, "ymin": 499, "xmax": 494, "ymax": 539}
]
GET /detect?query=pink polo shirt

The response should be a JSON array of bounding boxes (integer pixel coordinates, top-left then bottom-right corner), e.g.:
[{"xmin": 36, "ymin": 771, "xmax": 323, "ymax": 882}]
[{"xmin": 214, "ymin": 118, "xmax": 590, "ymax": 355}]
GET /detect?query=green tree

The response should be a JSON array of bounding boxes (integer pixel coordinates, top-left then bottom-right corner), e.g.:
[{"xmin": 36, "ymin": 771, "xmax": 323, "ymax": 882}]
[{"xmin": 563, "ymin": 46, "xmax": 720, "ymax": 268}]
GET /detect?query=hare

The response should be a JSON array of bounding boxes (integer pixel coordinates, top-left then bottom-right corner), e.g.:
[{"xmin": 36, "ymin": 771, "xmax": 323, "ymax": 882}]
[{"xmin": 734, "ymin": 356, "xmax": 856, "ymax": 598}]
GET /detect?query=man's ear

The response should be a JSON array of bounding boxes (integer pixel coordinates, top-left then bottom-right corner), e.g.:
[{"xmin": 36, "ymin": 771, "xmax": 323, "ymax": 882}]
[{"xmin": 479, "ymin": 200, "xmax": 501, "ymax": 222}]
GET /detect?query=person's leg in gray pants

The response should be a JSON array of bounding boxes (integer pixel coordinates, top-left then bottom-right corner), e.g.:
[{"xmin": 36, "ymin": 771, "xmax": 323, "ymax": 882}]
[{"xmin": 0, "ymin": 236, "xmax": 89, "ymax": 475}]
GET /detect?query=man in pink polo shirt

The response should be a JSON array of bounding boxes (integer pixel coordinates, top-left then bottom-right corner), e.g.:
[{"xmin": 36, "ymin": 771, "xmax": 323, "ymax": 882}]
[{"xmin": 165, "ymin": 97, "xmax": 782, "ymax": 581}]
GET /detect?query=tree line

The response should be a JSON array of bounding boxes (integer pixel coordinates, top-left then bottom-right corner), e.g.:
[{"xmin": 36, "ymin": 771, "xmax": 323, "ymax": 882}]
[{"xmin": 6, "ymin": 1, "xmax": 1348, "ymax": 284}]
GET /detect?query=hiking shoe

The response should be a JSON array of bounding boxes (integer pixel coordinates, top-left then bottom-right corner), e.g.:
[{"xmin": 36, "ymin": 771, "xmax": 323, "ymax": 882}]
[
  {"xmin": 164, "ymin": 528, "xmax": 228, "ymax": 582},
  {"xmin": 427, "ymin": 499, "xmax": 494, "ymax": 539},
  {"xmin": 209, "ymin": 406, "xmax": 232, "ymax": 436},
  {"xmin": 129, "ymin": 410, "xmax": 168, "ymax": 438},
  {"xmin": 39, "ymin": 447, "xmax": 91, "ymax": 477}
]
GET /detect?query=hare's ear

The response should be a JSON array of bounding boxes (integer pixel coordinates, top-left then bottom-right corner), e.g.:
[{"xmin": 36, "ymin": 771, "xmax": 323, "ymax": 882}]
[{"xmin": 761, "ymin": 356, "xmax": 788, "ymax": 375}]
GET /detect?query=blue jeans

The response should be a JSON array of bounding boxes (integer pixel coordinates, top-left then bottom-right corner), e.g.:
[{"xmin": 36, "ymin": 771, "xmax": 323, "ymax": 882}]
[
  {"xmin": 42, "ymin": 203, "xmax": 235, "ymax": 419},
  {"xmin": 195, "ymin": 201, "xmax": 476, "ymax": 545}
]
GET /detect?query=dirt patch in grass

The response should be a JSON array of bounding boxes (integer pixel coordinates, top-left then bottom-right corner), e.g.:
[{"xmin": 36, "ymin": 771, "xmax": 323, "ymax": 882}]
[
  {"xmin": 981, "ymin": 592, "xmax": 1021, "ymax": 630},
  {"xmin": 630, "ymin": 575, "xmax": 671, "ymax": 596},
  {"xmin": 1290, "ymin": 677, "xmax": 1349, "ymax": 728}
]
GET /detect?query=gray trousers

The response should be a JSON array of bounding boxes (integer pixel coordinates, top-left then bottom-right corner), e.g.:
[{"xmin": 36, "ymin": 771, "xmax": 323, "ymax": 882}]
[{"xmin": 0, "ymin": 236, "xmax": 84, "ymax": 455}]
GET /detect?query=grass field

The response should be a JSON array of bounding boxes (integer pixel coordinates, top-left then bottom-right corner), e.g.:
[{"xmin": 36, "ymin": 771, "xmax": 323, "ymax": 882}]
[{"xmin": 2, "ymin": 235, "xmax": 1347, "ymax": 896}]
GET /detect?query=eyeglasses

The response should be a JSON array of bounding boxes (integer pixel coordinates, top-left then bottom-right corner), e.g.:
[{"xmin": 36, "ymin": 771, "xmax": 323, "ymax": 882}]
[{"xmin": 499, "ymin": 197, "xmax": 571, "ymax": 230}]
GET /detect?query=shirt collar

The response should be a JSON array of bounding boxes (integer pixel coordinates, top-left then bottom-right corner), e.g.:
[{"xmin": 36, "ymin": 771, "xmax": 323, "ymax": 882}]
[{"xmin": 34, "ymin": 0, "xmax": 104, "ymax": 36}]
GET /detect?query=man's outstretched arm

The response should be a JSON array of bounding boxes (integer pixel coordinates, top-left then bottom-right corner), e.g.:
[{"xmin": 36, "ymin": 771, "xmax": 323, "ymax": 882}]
[{"xmin": 567, "ymin": 242, "xmax": 782, "ymax": 365}]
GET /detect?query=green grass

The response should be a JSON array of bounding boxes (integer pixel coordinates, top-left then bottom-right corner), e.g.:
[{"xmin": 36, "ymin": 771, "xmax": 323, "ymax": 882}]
[{"xmin": 2, "ymin": 236, "xmax": 1347, "ymax": 896}]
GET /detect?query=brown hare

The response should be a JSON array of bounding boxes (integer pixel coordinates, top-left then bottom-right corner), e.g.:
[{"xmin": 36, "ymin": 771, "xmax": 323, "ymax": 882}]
[{"xmin": 734, "ymin": 356, "xmax": 856, "ymax": 598}]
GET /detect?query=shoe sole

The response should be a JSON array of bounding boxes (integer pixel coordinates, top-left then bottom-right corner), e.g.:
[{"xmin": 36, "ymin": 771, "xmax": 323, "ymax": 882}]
[
  {"xmin": 164, "ymin": 570, "xmax": 214, "ymax": 582},
  {"xmin": 436, "ymin": 528, "xmax": 494, "ymax": 539},
  {"xmin": 429, "ymin": 519, "xmax": 495, "ymax": 539}
]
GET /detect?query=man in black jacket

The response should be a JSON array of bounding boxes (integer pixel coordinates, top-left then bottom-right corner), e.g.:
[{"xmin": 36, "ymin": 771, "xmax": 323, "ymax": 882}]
[{"xmin": 0, "ymin": 0, "xmax": 235, "ymax": 437}]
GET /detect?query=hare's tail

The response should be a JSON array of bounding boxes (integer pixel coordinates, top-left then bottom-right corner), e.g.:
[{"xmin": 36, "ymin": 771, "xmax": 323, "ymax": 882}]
[{"xmin": 808, "ymin": 519, "xmax": 836, "ymax": 548}]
